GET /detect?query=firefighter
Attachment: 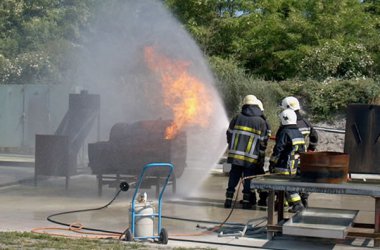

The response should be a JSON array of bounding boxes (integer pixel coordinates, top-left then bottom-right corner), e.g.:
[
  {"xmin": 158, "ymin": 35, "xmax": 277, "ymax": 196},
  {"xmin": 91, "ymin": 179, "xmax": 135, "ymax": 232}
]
[
  {"xmin": 255, "ymin": 99, "xmax": 271, "ymax": 206},
  {"xmin": 281, "ymin": 96, "xmax": 318, "ymax": 152},
  {"xmin": 281, "ymin": 96, "xmax": 318, "ymax": 207},
  {"xmin": 224, "ymin": 95, "xmax": 268, "ymax": 209},
  {"xmin": 269, "ymin": 109, "xmax": 306, "ymax": 213}
]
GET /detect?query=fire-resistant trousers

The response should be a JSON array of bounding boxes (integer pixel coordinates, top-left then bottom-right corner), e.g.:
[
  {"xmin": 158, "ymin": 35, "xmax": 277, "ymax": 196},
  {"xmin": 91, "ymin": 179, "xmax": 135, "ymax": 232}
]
[{"xmin": 226, "ymin": 164, "xmax": 256, "ymax": 194}]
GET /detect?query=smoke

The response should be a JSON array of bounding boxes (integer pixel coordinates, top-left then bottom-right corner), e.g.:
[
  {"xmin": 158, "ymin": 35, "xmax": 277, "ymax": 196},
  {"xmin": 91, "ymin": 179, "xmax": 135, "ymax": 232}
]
[{"xmin": 76, "ymin": 0, "xmax": 229, "ymax": 196}]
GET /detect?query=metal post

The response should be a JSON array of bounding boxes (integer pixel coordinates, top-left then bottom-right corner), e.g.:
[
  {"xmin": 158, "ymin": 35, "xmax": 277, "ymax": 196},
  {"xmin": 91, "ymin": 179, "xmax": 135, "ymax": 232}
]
[
  {"xmin": 21, "ymin": 85, "xmax": 26, "ymax": 148},
  {"xmin": 278, "ymin": 191, "xmax": 285, "ymax": 222},
  {"xmin": 375, "ymin": 197, "xmax": 380, "ymax": 247},
  {"xmin": 97, "ymin": 108, "xmax": 100, "ymax": 141},
  {"xmin": 267, "ymin": 190, "xmax": 275, "ymax": 240}
]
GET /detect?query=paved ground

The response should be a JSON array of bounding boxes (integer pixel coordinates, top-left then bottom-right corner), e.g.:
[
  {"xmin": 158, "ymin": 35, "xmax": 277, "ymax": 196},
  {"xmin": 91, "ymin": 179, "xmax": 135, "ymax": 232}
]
[{"xmin": 0, "ymin": 155, "xmax": 376, "ymax": 249}]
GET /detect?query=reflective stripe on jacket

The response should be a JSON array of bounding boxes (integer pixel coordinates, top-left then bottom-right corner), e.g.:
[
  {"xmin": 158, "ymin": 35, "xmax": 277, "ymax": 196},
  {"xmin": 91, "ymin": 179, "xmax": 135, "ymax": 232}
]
[
  {"xmin": 296, "ymin": 111, "xmax": 318, "ymax": 151},
  {"xmin": 260, "ymin": 115, "xmax": 272, "ymax": 156},
  {"xmin": 227, "ymin": 105, "xmax": 267, "ymax": 168},
  {"xmin": 270, "ymin": 125, "xmax": 306, "ymax": 175}
]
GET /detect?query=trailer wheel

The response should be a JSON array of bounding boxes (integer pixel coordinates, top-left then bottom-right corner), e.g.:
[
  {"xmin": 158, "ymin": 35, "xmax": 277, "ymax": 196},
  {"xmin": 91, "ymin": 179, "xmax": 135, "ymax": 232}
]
[
  {"xmin": 159, "ymin": 228, "xmax": 168, "ymax": 244},
  {"xmin": 124, "ymin": 229, "xmax": 134, "ymax": 242}
]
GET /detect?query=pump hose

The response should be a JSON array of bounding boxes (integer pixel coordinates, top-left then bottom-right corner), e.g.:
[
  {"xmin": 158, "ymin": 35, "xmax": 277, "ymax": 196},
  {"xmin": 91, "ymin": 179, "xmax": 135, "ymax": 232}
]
[
  {"xmin": 46, "ymin": 188, "xmax": 123, "ymax": 235},
  {"xmin": 43, "ymin": 178, "xmax": 268, "ymax": 244},
  {"xmin": 161, "ymin": 215, "xmax": 245, "ymax": 227},
  {"xmin": 45, "ymin": 187, "xmax": 252, "ymax": 235}
]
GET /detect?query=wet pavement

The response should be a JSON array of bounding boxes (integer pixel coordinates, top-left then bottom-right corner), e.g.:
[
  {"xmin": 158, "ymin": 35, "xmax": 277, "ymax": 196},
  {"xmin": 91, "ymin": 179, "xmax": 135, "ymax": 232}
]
[{"xmin": 0, "ymin": 156, "xmax": 376, "ymax": 249}]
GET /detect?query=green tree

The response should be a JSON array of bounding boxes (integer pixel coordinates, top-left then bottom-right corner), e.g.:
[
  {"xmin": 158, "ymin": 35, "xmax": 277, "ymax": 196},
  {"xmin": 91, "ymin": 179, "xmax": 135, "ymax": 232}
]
[
  {"xmin": 165, "ymin": 0, "xmax": 380, "ymax": 81},
  {"xmin": 299, "ymin": 41, "xmax": 374, "ymax": 81},
  {"xmin": 0, "ymin": 0, "xmax": 94, "ymax": 84}
]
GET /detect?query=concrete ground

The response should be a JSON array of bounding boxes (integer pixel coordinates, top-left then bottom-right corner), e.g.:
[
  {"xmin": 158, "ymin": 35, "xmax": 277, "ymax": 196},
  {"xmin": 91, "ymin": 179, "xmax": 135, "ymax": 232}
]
[{"xmin": 0, "ymin": 156, "xmax": 376, "ymax": 249}]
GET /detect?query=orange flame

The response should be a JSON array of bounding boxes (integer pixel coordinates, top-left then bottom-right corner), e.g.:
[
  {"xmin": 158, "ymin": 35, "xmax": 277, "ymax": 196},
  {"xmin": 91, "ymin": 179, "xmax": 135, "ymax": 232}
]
[{"xmin": 144, "ymin": 46, "xmax": 213, "ymax": 139}]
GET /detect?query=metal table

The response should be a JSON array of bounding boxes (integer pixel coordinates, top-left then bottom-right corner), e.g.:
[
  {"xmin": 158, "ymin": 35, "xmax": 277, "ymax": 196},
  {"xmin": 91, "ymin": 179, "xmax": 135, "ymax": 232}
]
[{"xmin": 250, "ymin": 175, "xmax": 380, "ymax": 247}]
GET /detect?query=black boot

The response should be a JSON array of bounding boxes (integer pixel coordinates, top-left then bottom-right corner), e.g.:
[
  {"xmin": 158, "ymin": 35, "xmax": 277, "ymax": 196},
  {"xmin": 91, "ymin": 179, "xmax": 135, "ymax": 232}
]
[
  {"xmin": 300, "ymin": 193, "xmax": 309, "ymax": 208},
  {"xmin": 242, "ymin": 193, "xmax": 252, "ymax": 209},
  {"xmin": 239, "ymin": 192, "xmax": 256, "ymax": 205},
  {"xmin": 257, "ymin": 190, "xmax": 268, "ymax": 207},
  {"xmin": 288, "ymin": 201, "xmax": 304, "ymax": 213},
  {"xmin": 224, "ymin": 191, "xmax": 234, "ymax": 208},
  {"xmin": 250, "ymin": 191, "xmax": 257, "ymax": 206}
]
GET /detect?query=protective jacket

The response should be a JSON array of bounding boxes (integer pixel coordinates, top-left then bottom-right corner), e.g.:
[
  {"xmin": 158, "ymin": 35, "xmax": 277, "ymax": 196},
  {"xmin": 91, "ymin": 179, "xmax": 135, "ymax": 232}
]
[
  {"xmin": 255, "ymin": 114, "xmax": 271, "ymax": 171},
  {"xmin": 296, "ymin": 111, "xmax": 318, "ymax": 151},
  {"xmin": 227, "ymin": 105, "xmax": 267, "ymax": 168},
  {"xmin": 261, "ymin": 115, "xmax": 272, "ymax": 154},
  {"xmin": 270, "ymin": 125, "xmax": 305, "ymax": 175}
]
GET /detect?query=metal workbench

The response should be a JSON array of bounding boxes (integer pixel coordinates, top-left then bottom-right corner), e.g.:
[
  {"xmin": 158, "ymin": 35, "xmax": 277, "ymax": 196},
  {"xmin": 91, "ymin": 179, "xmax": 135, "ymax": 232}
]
[{"xmin": 250, "ymin": 175, "xmax": 380, "ymax": 247}]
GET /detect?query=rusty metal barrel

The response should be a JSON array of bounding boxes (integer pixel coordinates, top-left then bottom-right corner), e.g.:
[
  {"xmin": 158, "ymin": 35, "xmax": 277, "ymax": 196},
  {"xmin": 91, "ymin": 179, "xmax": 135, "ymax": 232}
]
[{"xmin": 300, "ymin": 151, "xmax": 349, "ymax": 184}]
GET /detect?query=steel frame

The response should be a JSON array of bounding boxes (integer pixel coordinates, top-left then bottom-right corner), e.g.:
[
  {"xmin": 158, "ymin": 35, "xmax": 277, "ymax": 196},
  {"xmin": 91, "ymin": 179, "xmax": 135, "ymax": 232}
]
[{"xmin": 250, "ymin": 176, "xmax": 380, "ymax": 247}]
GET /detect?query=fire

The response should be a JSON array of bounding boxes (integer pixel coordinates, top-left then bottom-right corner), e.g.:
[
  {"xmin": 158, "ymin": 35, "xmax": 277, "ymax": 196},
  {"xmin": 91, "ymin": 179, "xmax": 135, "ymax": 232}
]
[{"xmin": 144, "ymin": 46, "xmax": 213, "ymax": 139}]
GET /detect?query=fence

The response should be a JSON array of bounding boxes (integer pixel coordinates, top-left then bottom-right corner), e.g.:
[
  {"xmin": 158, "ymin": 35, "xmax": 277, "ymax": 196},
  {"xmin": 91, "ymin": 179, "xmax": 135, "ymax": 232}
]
[{"xmin": 0, "ymin": 84, "xmax": 74, "ymax": 153}]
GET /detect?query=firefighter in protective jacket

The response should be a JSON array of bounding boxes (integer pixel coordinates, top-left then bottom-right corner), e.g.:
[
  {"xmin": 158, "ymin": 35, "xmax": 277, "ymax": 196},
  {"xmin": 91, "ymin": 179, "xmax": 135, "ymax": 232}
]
[
  {"xmin": 281, "ymin": 96, "xmax": 318, "ymax": 207},
  {"xmin": 224, "ymin": 95, "xmax": 268, "ymax": 209},
  {"xmin": 255, "ymin": 99, "xmax": 271, "ymax": 206},
  {"xmin": 269, "ymin": 109, "xmax": 306, "ymax": 213},
  {"xmin": 281, "ymin": 96, "xmax": 318, "ymax": 151}
]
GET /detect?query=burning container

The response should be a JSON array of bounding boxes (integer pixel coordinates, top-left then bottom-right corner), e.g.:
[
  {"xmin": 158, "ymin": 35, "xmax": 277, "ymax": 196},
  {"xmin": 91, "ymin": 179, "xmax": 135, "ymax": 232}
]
[{"xmin": 88, "ymin": 119, "xmax": 186, "ymax": 195}]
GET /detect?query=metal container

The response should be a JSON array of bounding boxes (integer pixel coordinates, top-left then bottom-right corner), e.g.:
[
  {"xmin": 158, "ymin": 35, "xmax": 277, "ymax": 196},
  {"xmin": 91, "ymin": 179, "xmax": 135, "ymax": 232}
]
[
  {"xmin": 129, "ymin": 202, "xmax": 154, "ymax": 238},
  {"xmin": 300, "ymin": 151, "xmax": 349, "ymax": 183},
  {"xmin": 344, "ymin": 104, "xmax": 380, "ymax": 174},
  {"xmin": 88, "ymin": 119, "xmax": 186, "ymax": 178},
  {"xmin": 35, "ymin": 91, "xmax": 100, "ymax": 180},
  {"xmin": 283, "ymin": 207, "xmax": 358, "ymax": 239},
  {"xmin": 35, "ymin": 135, "xmax": 73, "ymax": 177}
]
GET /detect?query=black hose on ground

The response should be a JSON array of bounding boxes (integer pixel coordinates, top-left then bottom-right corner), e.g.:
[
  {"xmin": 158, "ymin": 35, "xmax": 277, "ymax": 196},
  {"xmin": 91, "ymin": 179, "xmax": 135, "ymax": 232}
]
[
  {"xmin": 47, "ymin": 182, "xmax": 128, "ymax": 234},
  {"xmin": 161, "ymin": 215, "xmax": 245, "ymax": 227},
  {"xmin": 46, "ymin": 181, "xmax": 270, "ymax": 248}
]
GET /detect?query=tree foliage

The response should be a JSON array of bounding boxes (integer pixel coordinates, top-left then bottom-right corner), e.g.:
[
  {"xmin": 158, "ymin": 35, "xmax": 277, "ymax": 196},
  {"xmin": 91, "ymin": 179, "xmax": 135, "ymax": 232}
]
[
  {"xmin": 1, "ymin": 0, "xmax": 380, "ymax": 122},
  {"xmin": 299, "ymin": 41, "xmax": 374, "ymax": 81},
  {"xmin": 209, "ymin": 55, "xmax": 283, "ymax": 127},
  {"xmin": 166, "ymin": 0, "xmax": 380, "ymax": 81},
  {"xmin": 2, "ymin": 0, "xmax": 379, "ymax": 84},
  {"xmin": 0, "ymin": 0, "xmax": 94, "ymax": 84}
]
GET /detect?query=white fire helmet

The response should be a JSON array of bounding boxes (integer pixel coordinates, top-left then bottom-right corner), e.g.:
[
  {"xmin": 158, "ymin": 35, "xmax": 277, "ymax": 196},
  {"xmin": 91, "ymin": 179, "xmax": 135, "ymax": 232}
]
[
  {"xmin": 281, "ymin": 96, "xmax": 300, "ymax": 111},
  {"xmin": 256, "ymin": 99, "xmax": 264, "ymax": 111},
  {"xmin": 279, "ymin": 109, "xmax": 297, "ymax": 125},
  {"xmin": 243, "ymin": 95, "xmax": 258, "ymax": 105}
]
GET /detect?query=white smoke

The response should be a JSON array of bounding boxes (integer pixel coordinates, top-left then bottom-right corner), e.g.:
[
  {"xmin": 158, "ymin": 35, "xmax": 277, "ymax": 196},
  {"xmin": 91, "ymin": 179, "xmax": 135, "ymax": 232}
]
[{"xmin": 76, "ymin": 0, "xmax": 229, "ymax": 196}]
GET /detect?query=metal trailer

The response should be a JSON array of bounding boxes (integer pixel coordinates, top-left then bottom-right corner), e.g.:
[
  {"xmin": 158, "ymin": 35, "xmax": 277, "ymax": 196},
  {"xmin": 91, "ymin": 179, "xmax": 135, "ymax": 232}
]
[
  {"xmin": 88, "ymin": 120, "xmax": 186, "ymax": 196},
  {"xmin": 124, "ymin": 162, "xmax": 174, "ymax": 244}
]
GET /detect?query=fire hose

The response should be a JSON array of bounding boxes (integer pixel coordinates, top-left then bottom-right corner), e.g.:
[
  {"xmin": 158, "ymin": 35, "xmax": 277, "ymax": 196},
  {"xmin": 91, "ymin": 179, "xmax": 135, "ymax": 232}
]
[
  {"xmin": 32, "ymin": 182, "xmax": 130, "ymax": 239},
  {"xmin": 34, "ymin": 176, "xmax": 269, "ymax": 242}
]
